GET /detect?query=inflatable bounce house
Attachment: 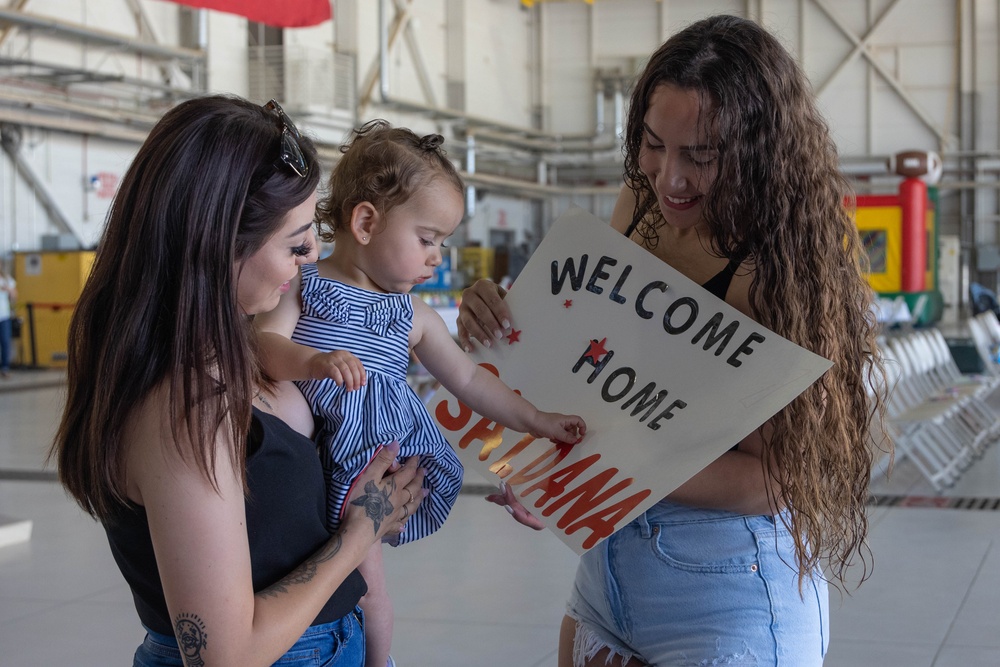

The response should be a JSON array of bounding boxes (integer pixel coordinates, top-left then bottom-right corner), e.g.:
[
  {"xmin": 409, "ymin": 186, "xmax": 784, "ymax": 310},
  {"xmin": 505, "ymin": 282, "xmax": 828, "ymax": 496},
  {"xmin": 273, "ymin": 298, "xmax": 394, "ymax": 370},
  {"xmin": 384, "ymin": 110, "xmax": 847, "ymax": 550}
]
[{"xmin": 855, "ymin": 150, "xmax": 944, "ymax": 326}]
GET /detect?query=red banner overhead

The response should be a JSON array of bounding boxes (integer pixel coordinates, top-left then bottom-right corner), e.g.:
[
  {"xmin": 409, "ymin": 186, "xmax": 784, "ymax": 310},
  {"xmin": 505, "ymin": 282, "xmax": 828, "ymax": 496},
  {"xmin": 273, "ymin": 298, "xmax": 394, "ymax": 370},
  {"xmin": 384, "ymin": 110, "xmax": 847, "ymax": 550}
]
[{"xmin": 160, "ymin": 0, "xmax": 331, "ymax": 28}]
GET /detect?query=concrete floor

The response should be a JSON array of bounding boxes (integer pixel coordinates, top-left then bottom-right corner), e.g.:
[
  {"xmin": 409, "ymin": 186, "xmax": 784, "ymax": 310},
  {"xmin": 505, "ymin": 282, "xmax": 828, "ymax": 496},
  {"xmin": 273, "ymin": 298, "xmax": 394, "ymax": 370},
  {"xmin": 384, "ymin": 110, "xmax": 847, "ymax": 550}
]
[{"xmin": 2, "ymin": 368, "xmax": 1000, "ymax": 666}]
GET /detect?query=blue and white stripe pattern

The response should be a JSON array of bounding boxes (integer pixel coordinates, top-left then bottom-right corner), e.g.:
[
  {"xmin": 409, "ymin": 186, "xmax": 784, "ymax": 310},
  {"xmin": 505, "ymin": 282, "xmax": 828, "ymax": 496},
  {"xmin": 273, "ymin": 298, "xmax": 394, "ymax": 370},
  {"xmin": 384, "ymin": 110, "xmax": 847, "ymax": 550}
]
[{"xmin": 292, "ymin": 264, "xmax": 463, "ymax": 545}]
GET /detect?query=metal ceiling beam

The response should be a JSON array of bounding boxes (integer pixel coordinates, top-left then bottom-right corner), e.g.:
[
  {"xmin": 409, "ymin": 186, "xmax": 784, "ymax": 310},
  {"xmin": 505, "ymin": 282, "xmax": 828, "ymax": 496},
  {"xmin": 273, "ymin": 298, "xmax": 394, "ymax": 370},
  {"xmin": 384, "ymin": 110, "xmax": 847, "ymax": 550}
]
[
  {"xmin": 0, "ymin": 87, "xmax": 161, "ymax": 128},
  {"xmin": 461, "ymin": 170, "xmax": 621, "ymax": 199},
  {"xmin": 0, "ymin": 0, "xmax": 31, "ymax": 49},
  {"xmin": 814, "ymin": 0, "xmax": 900, "ymax": 97},
  {"xmin": 359, "ymin": 0, "xmax": 411, "ymax": 110},
  {"xmin": 122, "ymin": 0, "xmax": 192, "ymax": 90},
  {"xmin": 396, "ymin": 0, "xmax": 438, "ymax": 107},
  {"xmin": 0, "ymin": 8, "xmax": 204, "ymax": 62},
  {"xmin": 0, "ymin": 105, "xmax": 150, "ymax": 143},
  {"xmin": 363, "ymin": 0, "xmax": 445, "ymax": 108},
  {"xmin": 0, "ymin": 57, "xmax": 200, "ymax": 97},
  {"xmin": 1, "ymin": 123, "xmax": 82, "ymax": 244},
  {"xmin": 810, "ymin": 0, "xmax": 956, "ymax": 146}
]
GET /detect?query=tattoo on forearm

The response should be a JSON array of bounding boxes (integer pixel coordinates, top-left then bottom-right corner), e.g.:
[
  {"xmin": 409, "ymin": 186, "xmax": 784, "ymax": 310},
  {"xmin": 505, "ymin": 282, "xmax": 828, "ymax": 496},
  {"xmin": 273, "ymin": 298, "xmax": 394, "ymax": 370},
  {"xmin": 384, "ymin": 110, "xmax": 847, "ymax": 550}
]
[
  {"xmin": 311, "ymin": 531, "xmax": 345, "ymax": 564},
  {"xmin": 174, "ymin": 613, "xmax": 208, "ymax": 667},
  {"xmin": 349, "ymin": 479, "xmax": 395, "ymax": 532},
  {"xmin": 257, "ymin": 533, "xmax": 344, "ymax": 600}
]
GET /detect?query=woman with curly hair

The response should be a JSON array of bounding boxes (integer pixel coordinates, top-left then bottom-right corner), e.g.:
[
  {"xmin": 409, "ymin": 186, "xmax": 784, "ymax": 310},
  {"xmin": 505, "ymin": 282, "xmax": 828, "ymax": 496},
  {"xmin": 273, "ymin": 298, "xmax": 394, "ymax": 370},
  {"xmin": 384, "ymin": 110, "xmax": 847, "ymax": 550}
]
[{"xmin": 458, "ymin": 14, "xmax": 887, "ymax": 667}]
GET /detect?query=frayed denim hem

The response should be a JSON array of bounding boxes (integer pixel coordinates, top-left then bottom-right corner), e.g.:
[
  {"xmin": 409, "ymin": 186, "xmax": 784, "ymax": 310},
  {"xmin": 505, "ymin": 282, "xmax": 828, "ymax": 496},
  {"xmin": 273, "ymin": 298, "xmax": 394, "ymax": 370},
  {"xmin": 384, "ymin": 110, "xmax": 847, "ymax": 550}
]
[{"xmin": 570, "ymin": 616, "xmax": 643, "ymax": 667}]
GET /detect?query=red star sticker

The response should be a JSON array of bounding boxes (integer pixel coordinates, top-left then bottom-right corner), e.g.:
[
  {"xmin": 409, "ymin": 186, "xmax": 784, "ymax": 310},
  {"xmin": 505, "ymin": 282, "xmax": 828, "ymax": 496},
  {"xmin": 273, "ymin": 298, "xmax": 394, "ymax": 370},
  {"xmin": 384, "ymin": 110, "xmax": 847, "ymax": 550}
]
[
  {"xmin": 584, "ymin": 337, "xmax": 608, "ymax": 363},
  {"xmin": 563, "ymin": 299, "xmax": 573, "ymax": 308},
  {"xmin": 506, "ymin": 329, "xmax": 522, "ymax": 344}
]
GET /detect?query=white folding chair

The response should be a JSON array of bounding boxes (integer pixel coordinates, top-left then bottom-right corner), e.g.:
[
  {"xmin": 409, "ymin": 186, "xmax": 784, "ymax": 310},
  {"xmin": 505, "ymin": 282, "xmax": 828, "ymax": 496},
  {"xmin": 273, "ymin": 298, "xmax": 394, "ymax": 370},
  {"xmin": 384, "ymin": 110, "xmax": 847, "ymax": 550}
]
[
  {"xmin": 895, "ymin": 333, "xmax": 995, "ymax": 454},
  {"xmin": 878, "ymin": 340, "xmax": 971, "ymax": 490},
  {"xmin": 968, "ymin": 315, "xmax": 1000, "ymax": 378},
  {"xmin": 915, "ymin": 328, "xmax": 1000, "ymax": 443}
]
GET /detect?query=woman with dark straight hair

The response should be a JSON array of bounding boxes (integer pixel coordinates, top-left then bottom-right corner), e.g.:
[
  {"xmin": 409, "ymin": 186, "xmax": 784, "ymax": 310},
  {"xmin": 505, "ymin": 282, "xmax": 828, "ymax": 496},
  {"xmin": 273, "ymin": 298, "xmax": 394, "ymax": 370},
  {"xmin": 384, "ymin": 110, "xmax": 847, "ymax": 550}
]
[
  {"xmin": 459, "ymin": 15, "xmax": 887, "ymax": 667},
  {"xmin": 50, "ymin": 94, "xmax": 424, "ymax": 666}
]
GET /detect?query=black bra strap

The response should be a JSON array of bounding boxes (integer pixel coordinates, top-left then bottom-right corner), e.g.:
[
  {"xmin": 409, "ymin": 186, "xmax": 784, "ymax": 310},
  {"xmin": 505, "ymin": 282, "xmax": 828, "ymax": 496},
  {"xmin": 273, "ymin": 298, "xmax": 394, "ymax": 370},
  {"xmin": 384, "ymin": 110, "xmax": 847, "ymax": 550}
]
[{"xmin": 624, "ymin": 215, "xmax": 640, "ymax": 239}]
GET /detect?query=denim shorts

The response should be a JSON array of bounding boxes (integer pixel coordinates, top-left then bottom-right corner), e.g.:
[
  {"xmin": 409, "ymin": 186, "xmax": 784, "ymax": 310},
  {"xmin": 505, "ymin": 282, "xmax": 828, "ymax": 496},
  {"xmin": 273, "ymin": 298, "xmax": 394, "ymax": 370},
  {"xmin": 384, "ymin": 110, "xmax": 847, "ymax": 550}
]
[
  {"xmin": 132, "ymin": 607, "xmax": 365, "ymax": 667},
  {"xmin": 566, "ymin": 500, "xmax": 828, "ymax": 667}
]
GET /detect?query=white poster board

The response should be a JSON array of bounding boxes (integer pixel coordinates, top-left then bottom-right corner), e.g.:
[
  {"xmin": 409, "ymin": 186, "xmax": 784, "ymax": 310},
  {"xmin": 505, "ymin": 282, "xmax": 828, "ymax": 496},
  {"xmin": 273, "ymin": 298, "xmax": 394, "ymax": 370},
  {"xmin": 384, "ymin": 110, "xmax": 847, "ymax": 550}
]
[{"xmin": 429, "ymin": 208, "xmax": 832, "ymax": 554}]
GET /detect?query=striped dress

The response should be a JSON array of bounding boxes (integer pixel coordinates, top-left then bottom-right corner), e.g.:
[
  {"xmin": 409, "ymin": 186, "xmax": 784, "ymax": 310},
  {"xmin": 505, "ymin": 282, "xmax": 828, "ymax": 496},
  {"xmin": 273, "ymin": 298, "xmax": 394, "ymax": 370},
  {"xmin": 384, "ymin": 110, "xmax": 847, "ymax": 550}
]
[{"xmin": 292, "ymin": 263, "xmax": 463, "ymax": 545}]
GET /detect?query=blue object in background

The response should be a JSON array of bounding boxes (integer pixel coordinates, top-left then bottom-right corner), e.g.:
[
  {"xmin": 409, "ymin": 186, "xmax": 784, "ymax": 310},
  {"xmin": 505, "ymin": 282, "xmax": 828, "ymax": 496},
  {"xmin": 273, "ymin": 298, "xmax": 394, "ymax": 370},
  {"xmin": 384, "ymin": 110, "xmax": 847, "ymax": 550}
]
[{"xmin": 418, "ymin": 253, "xmax": 452, "ymax": 291}]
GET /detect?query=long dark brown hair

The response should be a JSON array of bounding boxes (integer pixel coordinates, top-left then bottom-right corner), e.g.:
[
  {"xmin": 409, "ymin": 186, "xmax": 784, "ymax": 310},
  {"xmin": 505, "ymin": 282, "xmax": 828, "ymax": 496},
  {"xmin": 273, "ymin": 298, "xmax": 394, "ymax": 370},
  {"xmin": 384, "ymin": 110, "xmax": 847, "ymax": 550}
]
[
  {"xmin": 623, "ymin": 15, "xmax": 888, "ymax": 587},
  {"xmin": 315, "ymin": 119, "xmax": 464, "ymax": 241},
  {"xmin": 51, "ymin": 95, "xmax": 320, "ymax": 520}
]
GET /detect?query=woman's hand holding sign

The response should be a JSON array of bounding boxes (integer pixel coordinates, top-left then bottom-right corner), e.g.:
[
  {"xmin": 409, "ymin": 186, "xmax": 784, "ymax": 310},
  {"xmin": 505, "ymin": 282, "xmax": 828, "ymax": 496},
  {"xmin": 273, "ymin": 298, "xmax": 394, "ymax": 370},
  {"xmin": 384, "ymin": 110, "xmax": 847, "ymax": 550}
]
[
  {"xmin": 457, "ymin": 281, "xmax": 587, "ymax": 530},
  {"xmin": 457, "ymin": 280, "xmax": 510, "ymax": 353}
]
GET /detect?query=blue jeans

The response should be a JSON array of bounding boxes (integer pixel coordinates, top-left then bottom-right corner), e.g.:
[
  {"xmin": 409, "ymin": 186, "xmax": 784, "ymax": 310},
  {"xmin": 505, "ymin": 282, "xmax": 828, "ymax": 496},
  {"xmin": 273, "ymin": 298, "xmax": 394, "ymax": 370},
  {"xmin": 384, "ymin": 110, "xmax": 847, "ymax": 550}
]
[
  {"xmin": 133, "ymin": 607, "xmax": 365, "ymax": 666},
  {"xmin": 0, "ymin": 318, "xmax": 10, "ymax": 371},
  {"xmin": 566, "ymin": 500, "xmax": 829, "ymax": 666}
]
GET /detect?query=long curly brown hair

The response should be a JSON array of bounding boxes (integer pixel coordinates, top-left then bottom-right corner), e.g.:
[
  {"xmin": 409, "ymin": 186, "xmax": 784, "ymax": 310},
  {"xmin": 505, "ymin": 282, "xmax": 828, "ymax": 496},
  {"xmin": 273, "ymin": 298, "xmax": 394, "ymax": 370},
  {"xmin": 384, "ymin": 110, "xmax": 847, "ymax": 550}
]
[{"xmin": 623, "ymin": 15, "xmax": 888, "ymax": 588}]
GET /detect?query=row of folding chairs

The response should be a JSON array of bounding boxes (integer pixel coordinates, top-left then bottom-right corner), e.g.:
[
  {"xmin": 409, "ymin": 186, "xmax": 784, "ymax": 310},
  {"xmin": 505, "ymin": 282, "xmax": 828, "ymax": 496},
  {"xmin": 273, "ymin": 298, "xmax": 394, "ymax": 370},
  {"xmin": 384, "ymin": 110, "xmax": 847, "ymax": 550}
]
[
  {"xmin": 966, "ymin": 310, "xmax": 1000, "ymax": 378},
  {"xmin": 878, "ymin": 324, "xmax": 1000, "ymax": 491}
]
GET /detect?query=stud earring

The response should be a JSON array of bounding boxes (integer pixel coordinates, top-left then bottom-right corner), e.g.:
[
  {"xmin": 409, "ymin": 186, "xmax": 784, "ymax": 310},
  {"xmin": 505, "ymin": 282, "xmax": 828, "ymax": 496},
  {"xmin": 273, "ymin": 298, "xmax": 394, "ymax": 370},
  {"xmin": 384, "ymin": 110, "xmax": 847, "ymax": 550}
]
[{"xmin": 362, "ymin": 236, "xmax": 368, "ymax": 241}]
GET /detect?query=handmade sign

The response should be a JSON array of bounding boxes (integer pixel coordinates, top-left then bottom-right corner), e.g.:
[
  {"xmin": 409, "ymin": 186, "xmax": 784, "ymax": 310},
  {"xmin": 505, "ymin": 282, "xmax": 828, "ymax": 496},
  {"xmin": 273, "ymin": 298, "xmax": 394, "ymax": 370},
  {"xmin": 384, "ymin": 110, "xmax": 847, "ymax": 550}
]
[{"xmin": 429, "ymin": 208, "xmax": 832, "ymax": 554}]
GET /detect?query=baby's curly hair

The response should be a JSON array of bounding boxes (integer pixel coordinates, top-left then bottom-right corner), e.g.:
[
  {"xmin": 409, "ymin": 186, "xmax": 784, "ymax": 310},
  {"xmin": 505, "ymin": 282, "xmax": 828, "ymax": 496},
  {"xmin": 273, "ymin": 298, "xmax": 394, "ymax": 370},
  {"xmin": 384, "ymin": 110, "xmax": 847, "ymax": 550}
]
[{"xmin": 316, "ymin": 119, "xmax": 464, "ymax": 242}]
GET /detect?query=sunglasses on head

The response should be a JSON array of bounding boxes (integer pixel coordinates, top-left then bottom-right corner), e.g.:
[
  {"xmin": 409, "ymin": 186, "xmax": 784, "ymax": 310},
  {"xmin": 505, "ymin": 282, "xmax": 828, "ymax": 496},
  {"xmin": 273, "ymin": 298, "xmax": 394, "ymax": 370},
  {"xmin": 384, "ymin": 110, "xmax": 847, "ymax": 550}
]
[{"xmin": 248, "ymin": 99, "xmax": 308, "ymax": 195}]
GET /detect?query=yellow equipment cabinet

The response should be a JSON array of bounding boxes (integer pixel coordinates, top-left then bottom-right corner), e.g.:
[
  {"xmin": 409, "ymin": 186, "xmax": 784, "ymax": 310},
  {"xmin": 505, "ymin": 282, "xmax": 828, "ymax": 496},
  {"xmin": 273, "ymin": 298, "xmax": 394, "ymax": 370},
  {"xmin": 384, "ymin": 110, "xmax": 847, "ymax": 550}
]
[
  {"xmin": 458, "ymin": 246, "xmax": 495, "ymax": 284},
  {"xmin": 14, "ymin": 251, "xmax": 95, "ymax": 368}
]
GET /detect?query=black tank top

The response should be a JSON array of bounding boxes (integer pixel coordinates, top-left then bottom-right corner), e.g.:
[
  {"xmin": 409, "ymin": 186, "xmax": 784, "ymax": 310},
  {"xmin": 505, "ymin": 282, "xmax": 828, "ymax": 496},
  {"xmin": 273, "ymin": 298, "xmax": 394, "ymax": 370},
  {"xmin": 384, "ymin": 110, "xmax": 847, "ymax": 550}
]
[
  {"xmin": 620, "ymin": 219, "xmax": 739, "ymax": 301},
  {"xmin": 701, "ymin": 260, "xmax": 744, "ymax": 452},
  {"xmin": 701, "ymin": 258, "xmax": 740, "ymax": 300},
  {"xmin": 104, "ymin": 407, "xmax": 367, "ymax": 636}
]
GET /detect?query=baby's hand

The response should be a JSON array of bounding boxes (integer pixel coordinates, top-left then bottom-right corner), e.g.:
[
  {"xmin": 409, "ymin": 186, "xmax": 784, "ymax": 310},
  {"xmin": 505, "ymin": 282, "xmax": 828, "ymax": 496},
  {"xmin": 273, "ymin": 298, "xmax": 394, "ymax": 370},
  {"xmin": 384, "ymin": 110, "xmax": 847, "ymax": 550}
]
[
  {"xmin": 532, "ymin": 412, "xmax": 586, "ymax": 445},
  {"xmin": 308, "ymin": 350, "xmax": 367, "ymax": 390}
]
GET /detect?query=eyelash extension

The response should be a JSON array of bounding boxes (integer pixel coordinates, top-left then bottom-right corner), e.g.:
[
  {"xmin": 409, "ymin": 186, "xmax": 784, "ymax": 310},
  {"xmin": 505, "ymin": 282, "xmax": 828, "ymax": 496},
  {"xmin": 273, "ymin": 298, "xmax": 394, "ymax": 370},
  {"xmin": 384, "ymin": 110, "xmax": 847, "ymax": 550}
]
[{"xmin": 292, "ymin": 241, "xmax": 314, "ymax": 257}]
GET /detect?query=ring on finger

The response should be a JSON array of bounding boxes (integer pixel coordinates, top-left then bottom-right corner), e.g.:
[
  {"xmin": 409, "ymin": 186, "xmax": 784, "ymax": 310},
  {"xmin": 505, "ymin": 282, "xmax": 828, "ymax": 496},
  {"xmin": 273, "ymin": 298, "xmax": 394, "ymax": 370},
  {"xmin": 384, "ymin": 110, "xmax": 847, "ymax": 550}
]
[
  {"xmin": 404, "ymin": 488, "xmax": 413, "ymax": 505},
  {"xmin": 400, "ymin": 504, "xmax": 409, "ymax": 520}
]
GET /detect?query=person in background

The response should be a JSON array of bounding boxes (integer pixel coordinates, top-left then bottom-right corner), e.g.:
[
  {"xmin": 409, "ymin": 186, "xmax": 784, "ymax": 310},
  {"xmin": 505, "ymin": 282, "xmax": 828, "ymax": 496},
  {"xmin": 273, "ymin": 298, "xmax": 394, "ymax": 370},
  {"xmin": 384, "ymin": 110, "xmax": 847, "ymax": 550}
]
[
  {"xmin": 0, "ymin": 257, "xmax": 16, "ymax": 378},
  {"xmin": 458, "ymin": 14, "xmax": 887, "ymax": 667},
  {"xmin": 49, "ymin": 95, "xmax": 424, "ymax": 667},
  {"xmin": 255, "ymin": 119, "xmax": 587, "ymax": 667}
]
